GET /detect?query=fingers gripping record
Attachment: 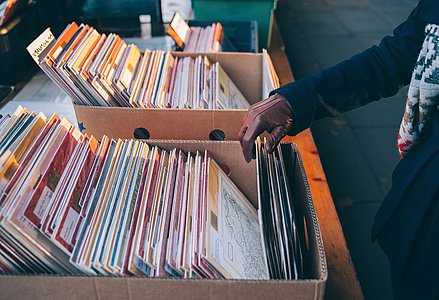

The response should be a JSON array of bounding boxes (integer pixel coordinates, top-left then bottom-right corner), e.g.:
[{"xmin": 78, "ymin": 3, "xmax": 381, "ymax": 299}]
[{"xmin": 239, "ymin": 93, "xmax": 293, "ymax": 162}]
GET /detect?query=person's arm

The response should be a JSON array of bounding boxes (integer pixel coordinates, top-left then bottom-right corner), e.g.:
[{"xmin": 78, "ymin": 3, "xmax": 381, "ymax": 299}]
[
  {"xmin": 273, "ymin": 8, "xmax": 426, "ymax": 136},
  {"xmin": 239, "ymin": 6, "xmax": 428, "ymax": 162}
]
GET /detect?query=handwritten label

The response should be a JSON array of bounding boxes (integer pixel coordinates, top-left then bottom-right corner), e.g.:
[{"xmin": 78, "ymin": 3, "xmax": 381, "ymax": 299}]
[{"xmin": 26, "ymin": 28, "xmax": 55, "ymax": 63}]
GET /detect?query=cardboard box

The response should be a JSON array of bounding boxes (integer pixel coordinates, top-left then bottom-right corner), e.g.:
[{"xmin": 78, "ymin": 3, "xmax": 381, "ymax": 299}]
[
  {"xmin": 0, "ymin": 141, "xmax": 327, "ymax": 300},
  {"xmin": 74, "ymin": 52, "xmax": 266, "ymax": 141}
]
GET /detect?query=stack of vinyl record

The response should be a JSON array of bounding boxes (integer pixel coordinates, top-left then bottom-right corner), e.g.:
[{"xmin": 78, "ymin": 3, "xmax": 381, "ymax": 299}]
[
  {"xmin": 0, "ymin": 106, "xmax": 306, "ymax": 280},
  {"xmin": 256, "ymin": 138, "xmax": 305, "ymax": 280},
  {"xmin": 27, "ymin": 22, "xmax": 249, "ymax": 109},
  {"xmin": 0, "ymin": 106, "xmax": 268, "ymax": 279},
  {"xmin": 166, "ymin": 12, "xmax": 224, "ymax": 53}
]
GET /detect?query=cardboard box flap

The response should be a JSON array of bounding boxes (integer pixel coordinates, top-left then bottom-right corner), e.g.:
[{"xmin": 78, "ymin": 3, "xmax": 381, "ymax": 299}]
[{"xmin": 289, "ymin": 143, "xmax": 328, "ymax": 282}]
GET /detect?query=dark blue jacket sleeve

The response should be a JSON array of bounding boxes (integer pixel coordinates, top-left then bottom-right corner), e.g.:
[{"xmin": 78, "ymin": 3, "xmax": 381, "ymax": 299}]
[{"xmin": 270, "ymin": 7, "xmax": 427, "ymax": 135}]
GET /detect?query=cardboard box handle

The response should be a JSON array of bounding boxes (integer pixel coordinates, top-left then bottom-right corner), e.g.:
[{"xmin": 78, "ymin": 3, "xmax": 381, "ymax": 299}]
[
  {"xmin": 209, "ymin": 129, "xmax": 226, "ymax": 141},
  {"xmin": 133, "ymin": 127, "xmax": 150, "ymax": 140}
]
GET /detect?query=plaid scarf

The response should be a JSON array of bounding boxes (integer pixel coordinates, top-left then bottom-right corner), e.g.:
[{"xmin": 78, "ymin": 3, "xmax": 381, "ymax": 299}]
[{"xmin": 398, "ymin": 24, "xmax": 439, "ymax": 158}]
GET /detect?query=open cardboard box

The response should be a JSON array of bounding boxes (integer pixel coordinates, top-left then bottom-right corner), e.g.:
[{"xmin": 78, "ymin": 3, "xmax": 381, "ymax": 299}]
[
  {"xmin": 74, "ymin": 52, "xmax": 266, "ymax": 141},
  {"xmin": 0, "ymin": 141, "xmax": 327, "ymax": 300}
]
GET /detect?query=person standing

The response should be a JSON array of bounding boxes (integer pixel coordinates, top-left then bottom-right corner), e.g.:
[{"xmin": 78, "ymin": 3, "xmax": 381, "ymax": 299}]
[{"xmin": 239, "ymin": 0, "xmax": 439, "ymax": 298}]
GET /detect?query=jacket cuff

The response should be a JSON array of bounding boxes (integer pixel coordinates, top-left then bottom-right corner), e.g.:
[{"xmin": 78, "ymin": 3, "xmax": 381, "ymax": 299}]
[{"xmin": 269, "ymin": 76, "xmax": 319, "ymax": 136}]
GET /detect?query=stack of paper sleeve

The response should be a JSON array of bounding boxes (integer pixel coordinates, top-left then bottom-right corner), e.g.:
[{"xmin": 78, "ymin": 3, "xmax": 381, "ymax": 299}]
[
  {"xmin": 27, "ymin": 22, "xmax": 250, "ymax": 109},
  {"xmin": 166, "ymin": 12, "xmax": 223, "ymax": 53},
  {"xmin": 256, "ymin": 138, "xmax": 304, "ymax": 280},
  {"xmin": 0, "ymin": 106, "xmax": 306, "ymax": 280},
  {"xmin": 0, "ymin": 106, "xmax": 275, "ymax": 279}
]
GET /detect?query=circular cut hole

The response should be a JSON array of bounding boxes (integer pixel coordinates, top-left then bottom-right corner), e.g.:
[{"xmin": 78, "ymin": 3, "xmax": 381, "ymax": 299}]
[
  {"xmin": 133, "ymin": 127, "xmax": 150, "ymax": 140},
  {"xmin": 209, "ymin": 129, "xmax": 225, "ymax": 141}
]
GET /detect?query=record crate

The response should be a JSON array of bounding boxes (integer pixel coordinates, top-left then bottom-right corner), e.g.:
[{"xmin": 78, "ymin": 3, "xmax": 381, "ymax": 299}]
[
  {"xmin": 73, "ymin": 51, "xmax": 268, "ymax": 142},
  {"xmin": 0, "ymin": 140, "xmax": 327, "ymax": 300}
]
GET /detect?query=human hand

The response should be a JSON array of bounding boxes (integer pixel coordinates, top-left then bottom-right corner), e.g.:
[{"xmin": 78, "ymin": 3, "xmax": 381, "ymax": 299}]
[{"xmin": 239, "ymin": 93, "xmax": 293, "ymax": 162}]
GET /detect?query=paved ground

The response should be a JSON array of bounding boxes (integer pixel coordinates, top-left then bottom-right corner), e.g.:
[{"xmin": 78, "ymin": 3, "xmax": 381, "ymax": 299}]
[{"xmin": 276, "ymin": 0, "xmax": 418, "ymax": 299}]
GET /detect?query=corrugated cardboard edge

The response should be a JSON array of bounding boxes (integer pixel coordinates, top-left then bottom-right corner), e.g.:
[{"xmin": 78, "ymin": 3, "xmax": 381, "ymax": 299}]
[
  {"xmin": 291, "ymin": 142, "xmax": 328, "ymax": 296},
  {"xmin": 0, "ymin": 274, "xmax": 325, "ymax": 300}
]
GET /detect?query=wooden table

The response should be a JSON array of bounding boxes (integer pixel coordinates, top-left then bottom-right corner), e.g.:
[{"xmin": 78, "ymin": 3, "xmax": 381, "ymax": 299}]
[{"xmin": 269, "ymin": 20, "xmax": 365, "ymax": 300}]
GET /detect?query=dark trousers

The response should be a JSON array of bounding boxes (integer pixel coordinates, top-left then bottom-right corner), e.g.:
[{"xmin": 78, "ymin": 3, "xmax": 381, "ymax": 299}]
[{"xmin": 372, "ymin": 112, "xmax": 439, "ymax": 300}]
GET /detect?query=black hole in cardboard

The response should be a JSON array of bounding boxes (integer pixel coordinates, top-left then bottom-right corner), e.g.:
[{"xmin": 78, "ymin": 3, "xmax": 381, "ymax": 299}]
[
  {"xmin": 133, "ymin": 127, "xmax": 150, "ymax": 140},
  {"xmin": 209, "ymin": 129, "xmax": 225, "ymax": 141}
]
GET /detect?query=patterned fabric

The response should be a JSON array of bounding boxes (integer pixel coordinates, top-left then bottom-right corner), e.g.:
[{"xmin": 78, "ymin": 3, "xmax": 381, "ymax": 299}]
[{"xmin": 398, "ymin": 24, "xmax": 439, "ymax": 158}]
